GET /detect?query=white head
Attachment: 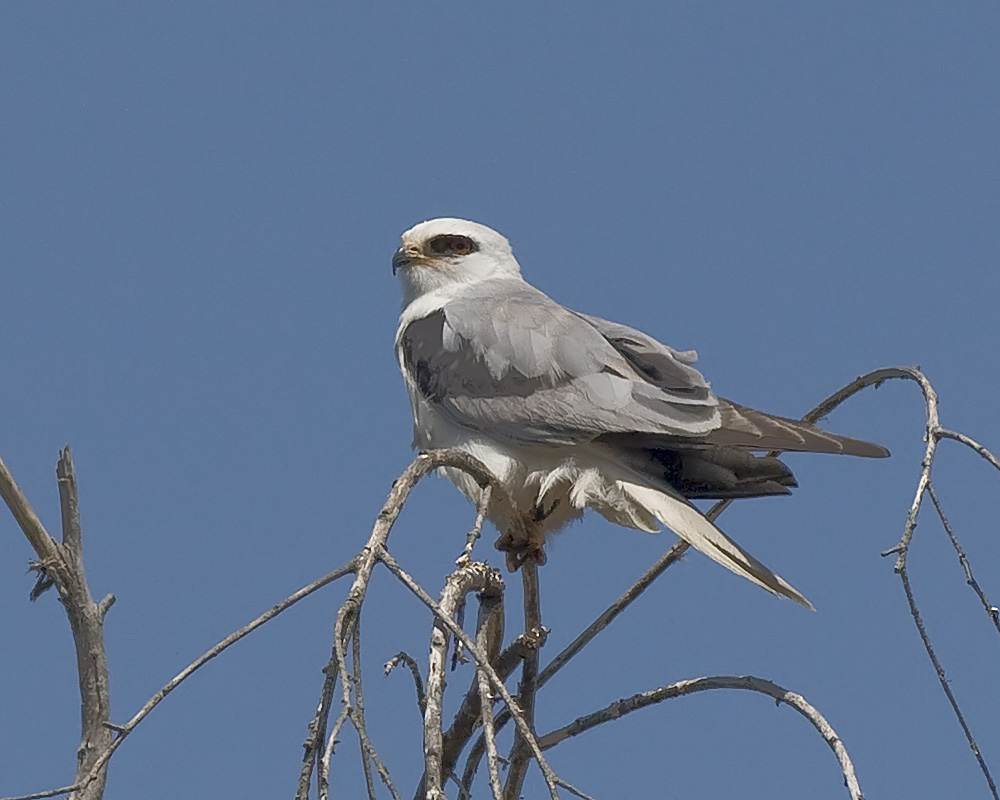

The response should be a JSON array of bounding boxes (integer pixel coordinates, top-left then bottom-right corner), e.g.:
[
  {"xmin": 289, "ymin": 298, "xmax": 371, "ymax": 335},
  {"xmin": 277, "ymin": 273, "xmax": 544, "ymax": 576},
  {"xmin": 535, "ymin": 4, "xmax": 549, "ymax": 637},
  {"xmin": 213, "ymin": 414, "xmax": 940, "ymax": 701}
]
[{"xmin": 392, "ymin": 218, "xmax": 523, "ymax": 303}]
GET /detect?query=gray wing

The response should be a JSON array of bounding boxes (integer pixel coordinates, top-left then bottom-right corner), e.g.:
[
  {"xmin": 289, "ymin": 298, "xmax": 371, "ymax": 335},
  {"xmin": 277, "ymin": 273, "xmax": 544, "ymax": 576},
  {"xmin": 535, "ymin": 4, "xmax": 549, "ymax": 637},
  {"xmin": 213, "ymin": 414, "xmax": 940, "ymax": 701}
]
[
  {"xmin": 579, "ymin": 312, "xmax": 888, "ymax": 458},
  {"xmin": 399, "ymin": 283, "xmax": 721, "ymax": 446}
]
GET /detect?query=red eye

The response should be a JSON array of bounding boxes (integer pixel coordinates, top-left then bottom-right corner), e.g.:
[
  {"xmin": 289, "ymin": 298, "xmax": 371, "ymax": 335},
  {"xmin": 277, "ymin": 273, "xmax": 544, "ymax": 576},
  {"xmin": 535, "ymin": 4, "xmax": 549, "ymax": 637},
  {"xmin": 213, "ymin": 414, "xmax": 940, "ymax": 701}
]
[
  {"xmin": 427, "ymin": 234, "xmax": 477, "ymax": 257},
  {"xmin": 449, "ymin": 236, "xmax": 473, "ymax": 255}
]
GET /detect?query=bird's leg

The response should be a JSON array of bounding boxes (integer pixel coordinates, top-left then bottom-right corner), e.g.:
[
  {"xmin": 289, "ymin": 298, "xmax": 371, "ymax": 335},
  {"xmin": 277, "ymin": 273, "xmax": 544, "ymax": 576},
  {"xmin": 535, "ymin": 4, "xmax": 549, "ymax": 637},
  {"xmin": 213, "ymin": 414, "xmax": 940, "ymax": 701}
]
[{"xmin": 495, "ymin": 503, "xmax": 550, "ymax": 571}]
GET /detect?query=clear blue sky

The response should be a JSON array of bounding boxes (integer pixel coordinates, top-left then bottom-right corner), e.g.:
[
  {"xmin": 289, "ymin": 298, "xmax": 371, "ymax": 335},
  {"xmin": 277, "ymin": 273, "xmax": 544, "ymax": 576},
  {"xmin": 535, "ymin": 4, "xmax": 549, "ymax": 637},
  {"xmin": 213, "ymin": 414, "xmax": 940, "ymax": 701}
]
[{"xmin": 2, "ymin": 3, "xmax": 999, "ymax": 798}]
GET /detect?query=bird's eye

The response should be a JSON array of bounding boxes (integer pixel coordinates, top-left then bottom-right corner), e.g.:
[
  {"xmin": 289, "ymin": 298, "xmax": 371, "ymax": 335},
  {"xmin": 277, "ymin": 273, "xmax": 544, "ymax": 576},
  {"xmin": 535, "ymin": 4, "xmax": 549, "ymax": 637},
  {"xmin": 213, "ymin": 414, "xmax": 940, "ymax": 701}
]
[
  {"xmin": 449, "ymin": 235, "xmax": 474, "ymax": 255},
  {"xmin": 427, "ymin": 234, "xmax": 477, "ymax": 257}
]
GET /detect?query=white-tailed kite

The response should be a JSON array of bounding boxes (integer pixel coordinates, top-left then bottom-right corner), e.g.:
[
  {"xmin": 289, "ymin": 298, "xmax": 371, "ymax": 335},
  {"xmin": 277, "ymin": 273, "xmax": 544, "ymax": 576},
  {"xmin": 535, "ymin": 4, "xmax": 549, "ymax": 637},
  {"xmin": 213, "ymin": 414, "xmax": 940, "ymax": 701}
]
[{"xmin": 393, "ymin": 218, "xmax": 888, "ymax": 608}]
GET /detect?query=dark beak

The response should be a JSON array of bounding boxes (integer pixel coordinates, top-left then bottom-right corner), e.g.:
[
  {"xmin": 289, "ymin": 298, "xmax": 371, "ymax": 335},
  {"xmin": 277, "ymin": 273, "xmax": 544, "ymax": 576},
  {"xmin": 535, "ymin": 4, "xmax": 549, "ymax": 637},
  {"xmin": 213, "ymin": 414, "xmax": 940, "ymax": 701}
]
[{"xmin": 391, "ymin": 248, "xmax": 410, "ymax": 275}]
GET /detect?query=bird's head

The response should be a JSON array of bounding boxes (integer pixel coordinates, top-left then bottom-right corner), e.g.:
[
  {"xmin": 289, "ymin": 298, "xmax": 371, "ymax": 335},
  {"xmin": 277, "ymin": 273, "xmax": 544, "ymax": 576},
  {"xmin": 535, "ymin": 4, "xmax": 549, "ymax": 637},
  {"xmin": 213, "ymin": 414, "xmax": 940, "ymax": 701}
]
[{"xmin": 392, "ymin": 218, "xmax": 522, "ymax": 302}]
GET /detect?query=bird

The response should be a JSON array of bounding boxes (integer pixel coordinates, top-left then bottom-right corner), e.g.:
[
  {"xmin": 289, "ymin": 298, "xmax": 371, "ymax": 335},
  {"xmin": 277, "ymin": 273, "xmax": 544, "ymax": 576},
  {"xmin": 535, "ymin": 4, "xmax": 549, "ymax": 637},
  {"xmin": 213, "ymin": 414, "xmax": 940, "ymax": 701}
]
[{"xmin": 392, "ymin": 218, "xmax": 889, "ymax": 608}]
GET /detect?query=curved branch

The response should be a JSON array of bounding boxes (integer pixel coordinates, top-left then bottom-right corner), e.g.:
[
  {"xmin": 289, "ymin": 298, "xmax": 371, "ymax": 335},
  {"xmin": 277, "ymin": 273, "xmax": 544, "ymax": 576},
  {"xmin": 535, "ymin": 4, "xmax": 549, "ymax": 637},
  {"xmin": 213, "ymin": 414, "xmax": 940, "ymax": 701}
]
[
  {"xmin": 538, "ymin": 675, "xmax": 863, "ymax": 800},
  {"xmin": 937, "ymin": 429, "xmax": 1000, "ymax": 473},
  {"xmin": 384, "ymin": 652, "xmax": 427, "ymax": 716}
]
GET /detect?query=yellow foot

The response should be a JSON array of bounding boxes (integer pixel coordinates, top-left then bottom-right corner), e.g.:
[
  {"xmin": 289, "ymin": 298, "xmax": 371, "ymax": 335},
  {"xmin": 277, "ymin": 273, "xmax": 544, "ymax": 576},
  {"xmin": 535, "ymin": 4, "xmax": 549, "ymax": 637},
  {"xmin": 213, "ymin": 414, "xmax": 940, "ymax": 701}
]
[{"xmin": 494, "ymin": 518, "xmax": 547, "ymax": 571}]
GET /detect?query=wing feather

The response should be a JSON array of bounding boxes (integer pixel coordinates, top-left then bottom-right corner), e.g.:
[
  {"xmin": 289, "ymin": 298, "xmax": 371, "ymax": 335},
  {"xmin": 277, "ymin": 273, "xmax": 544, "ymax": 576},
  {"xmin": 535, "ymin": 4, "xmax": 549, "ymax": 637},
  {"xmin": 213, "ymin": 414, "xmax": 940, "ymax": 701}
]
[{"xmin": 398, "ymin": 283, "xmax": 721, "ymax": 445}]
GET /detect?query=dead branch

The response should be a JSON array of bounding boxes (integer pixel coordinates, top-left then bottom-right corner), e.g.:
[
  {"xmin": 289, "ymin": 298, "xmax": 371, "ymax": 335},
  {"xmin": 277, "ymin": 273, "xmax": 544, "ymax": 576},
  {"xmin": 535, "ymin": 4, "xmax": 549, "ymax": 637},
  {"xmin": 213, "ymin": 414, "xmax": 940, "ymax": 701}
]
[
  {"xmin": 441, "ymin": 629, "xmax": 534, "ymax": 789},
  {"xmin": 537, "ymin": 675, "xmax": 864, "ymax": 800},
  {"xmin": 10, "ymin": 367, "xmax": 1000, "ymax": 800},
  {"xmin": 352, "ymin": 618, "xmax": 378, "ymax": 800},
  {"xmin": 385, "ymin": 652, "xmax": 428, "ymax": 716},
  {"xmin": 312, "ymin": 450, "xmax": 526, "ymax": 799},
  {"xmin": 0, "ymin": 448, "xmax": 113, "ymax": 800},
  {"xmin": 927, "ymin": 484, "xmax": 1000, "ymax": 634},
  {"xmin": 476, "ymin": 591, "xmax": 506, "ymax": 800},
  {"xmin": 377, "ymin": 547, "xmax": 562, "ymax": 800},
  {"xmin": 457, "ymin": 483, "xmax": 493, "ymax": 566},
  {"xmin": 421, "ymin": 562, "xmax": 506, "ymax": 799},
  {"xmin": 503, "ymin": 562, "xmax": 544, "ymax": 799}
]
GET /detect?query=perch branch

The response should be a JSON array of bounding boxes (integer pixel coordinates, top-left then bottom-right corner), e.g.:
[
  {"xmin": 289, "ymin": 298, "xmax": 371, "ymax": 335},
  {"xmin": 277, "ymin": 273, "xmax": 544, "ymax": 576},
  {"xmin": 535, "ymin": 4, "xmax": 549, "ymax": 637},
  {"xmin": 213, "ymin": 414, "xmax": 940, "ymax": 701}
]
[
  {"xmin": 477, "ymin": 591, "xmax": 506, "ymax": 799},
  {"xmin": 312, "ymin": 450, "xmax": 527, "ymax": 799},
  {"xmin": 376, "ymin": 548, "xmax": 561, "ymax": 800},
  {"xmin": 421, "ymin": 561, "xmax": 506, "ymax": 799},
  {"xmin": 504, "ymin": 561, "xmax": 544, "ymax": 800}
]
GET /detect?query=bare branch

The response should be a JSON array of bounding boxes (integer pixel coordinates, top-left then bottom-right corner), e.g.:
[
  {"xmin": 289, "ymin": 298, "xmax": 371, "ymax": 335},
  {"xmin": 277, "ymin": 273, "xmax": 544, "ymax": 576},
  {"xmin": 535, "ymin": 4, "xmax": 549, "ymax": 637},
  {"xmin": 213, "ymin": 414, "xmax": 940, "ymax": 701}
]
[
  {"xmin": 320, "ymin": 704, "xmax": 351, "ymax": 800},
  {"xmin": 477, "ymin": 593, "xmax": 505, "ymax": 800},
  {"xmin": 554, "ymin": 778, "xmax": 598, "ymax": 800},
  {"xmin": 457, "ymin": 483, "xmax": 492, "ymax": 566},
  {"xmin": 443, "ymin": 629, "xmax": 535, "ymax": 789},
  {"xmin": 376, "ymin": 548, "xmax": 561, "ymax": 800},
  {"xmin": 936, "ymin": 429, "xmax": 1000, "ymax": 473},
  {"xmin": 927, "ymin": 484, "xmax": 1000, "ymax": 635},
  {"xmin": 538, "ymin": 675, "xmax": 864, "ymax": 800},
  {"xmin": 899, "ymin": 564, "xmax": 999, "ymax": 799},
  {"xmin": 0, "ymin": 451, "xmax": 63, "ymax": 569},
  {"xmin": 82, "ymin": 559, "xmax": 356, "ymax": 800},
  {"xmin": 298, "ymin": 645, "xmax": 341, "ymax": 800},
  {"xmin": 0, "ymin": 449, "xmax": 114, "ymax": 800},
  {"xmin": 504, "ymin": 562, "xmax": 544, "ymax": 799},
  {"xmin": 3, "ymin": 788, "xmax": 80, "ymax": 800},
  {"xmin": 385, "ymin": 652, "xmax": 427, "ymax": 715},
  {"xmin": 421, "ymin": 562, "xmax": 506, "ymax": 799},
  {"xmin": 352, "ymin": 620, "xmax": 377, "ymax": 800},
  {"xmin": 829, "ymin": 369, "xmax": 1000, "ymax": 798}
]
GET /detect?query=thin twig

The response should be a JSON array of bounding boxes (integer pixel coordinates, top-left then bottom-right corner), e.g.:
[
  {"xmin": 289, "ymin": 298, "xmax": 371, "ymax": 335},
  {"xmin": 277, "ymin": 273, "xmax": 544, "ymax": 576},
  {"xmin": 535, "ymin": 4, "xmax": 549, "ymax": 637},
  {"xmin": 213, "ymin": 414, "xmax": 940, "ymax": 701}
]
[
  {"xmin": 899, "ymin": 565, "xmax": 999, "ymax": 799},
  {"xmin": 3, "ymin": 789, "xmax": 80, "ymax": 800},
  {"xmin": 538, "ymin": 675, "xmax": 864, "ymax": 800},
  {"xmin": 320, "ymin": 704, "xmax": 351, "ymax": 800},
  {"xmin": 458, "ymin": 483, "xmax": 493, "ymax": 566},
  {"xmin": 554, "ymin": 778, "xmax": 598, "ymax": 800},
  {"xmin": 443, "ymin": 631, "xmax": 534, "ymax": 790},
  {"xmin": 938, "ymin": 429, "xmax": 1000, "ymax": 473},
  {"xmin": 927, "ymin": 484, "xmax": 1000, "ymax": 635},
  {"xmin": 816, "ymin": 368, "xmax": 1000, "ymax": 799},
  {"xmin": 77, "ymin": 559, "xmax": 356, "ymax": 800},
  {"xmin": 385, "ymin": 652, "xmax": 427, "ymax": 715}
]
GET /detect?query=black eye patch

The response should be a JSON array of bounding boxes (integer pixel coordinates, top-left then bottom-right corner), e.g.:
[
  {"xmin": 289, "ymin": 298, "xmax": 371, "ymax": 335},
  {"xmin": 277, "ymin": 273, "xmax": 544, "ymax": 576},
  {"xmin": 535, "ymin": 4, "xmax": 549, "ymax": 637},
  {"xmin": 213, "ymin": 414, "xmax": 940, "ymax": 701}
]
[{"xmin": 428, "ymin": 235, "xmax": 477, "ymax": 256}]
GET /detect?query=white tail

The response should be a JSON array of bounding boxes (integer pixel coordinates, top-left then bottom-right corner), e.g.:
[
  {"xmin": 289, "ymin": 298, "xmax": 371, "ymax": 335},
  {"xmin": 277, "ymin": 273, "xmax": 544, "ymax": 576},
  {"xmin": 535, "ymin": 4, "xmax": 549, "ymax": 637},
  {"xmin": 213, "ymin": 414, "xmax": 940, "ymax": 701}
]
[{"xmin": 619, "ymin": 482, "xmax": 814, "ymax": 609}]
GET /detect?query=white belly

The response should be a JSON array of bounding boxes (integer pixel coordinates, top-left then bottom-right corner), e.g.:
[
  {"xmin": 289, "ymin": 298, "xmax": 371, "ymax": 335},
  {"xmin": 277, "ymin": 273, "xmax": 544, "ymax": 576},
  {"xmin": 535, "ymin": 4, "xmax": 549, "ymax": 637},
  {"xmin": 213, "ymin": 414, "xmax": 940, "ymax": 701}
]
[{"xmin": 410, "ymin": 391, "xmax": 659, "ymax": 537}]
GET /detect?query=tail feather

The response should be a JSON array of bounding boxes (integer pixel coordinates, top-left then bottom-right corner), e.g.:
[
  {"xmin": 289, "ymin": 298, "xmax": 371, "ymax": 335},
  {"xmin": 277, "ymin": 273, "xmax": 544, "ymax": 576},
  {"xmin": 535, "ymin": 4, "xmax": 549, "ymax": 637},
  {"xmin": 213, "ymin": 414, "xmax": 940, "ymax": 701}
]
[{"xmin": 619, "ymin": 482, "xmax": 814, "ymax": 609}]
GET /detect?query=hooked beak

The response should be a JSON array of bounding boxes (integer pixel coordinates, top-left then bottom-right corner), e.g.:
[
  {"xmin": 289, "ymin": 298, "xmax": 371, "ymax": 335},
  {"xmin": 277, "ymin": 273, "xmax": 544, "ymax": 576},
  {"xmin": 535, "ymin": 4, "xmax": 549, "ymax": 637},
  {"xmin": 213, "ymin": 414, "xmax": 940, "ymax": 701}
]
[{"xmin": 391, "ymin": 247, "xmax": 409, "ymax": 275}]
